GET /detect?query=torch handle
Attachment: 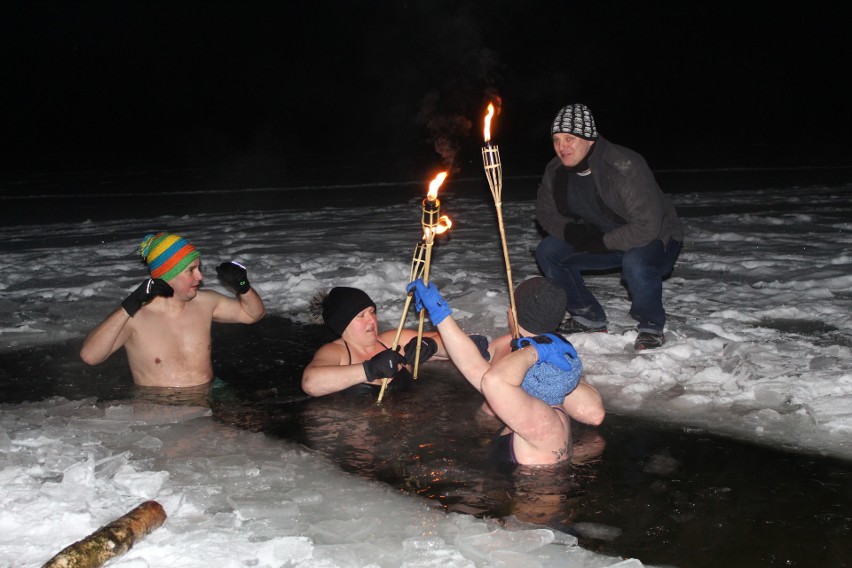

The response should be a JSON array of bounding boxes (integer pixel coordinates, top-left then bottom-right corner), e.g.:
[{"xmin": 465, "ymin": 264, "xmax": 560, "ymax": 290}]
[
  {"xmin": 494, "ymin": 202, "xmax": 520, "ymax": 339},
  {"xmin": 391, "ymin": 242, "xmax": 427, "ymax": 351},
  {"xmin": 377, "ymin": 378, "xmax": 390, "ymax": 404},
  {"xmin": 413, "ymin": 239, "xmax": 435, "ymax": 380},
  {"xmin": 391, "ymin": 293, "xmax": 415, "ymax": 351},
  {"xmin": 380, "ymin": 241, "xmax": 428, "ymax": 405}
]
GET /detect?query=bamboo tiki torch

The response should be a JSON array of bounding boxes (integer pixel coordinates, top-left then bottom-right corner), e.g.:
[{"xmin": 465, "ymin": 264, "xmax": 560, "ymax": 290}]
[
  {"xmin": 376, "ymin": 172, "xmax": 451, "ymax": 404},
  {"xmin": 377, "ymin": 240, "xmax": 427, "ymax": 404},
  {"xmin": 481, "ymin": 102, "xmax": 520, "ymax": 338},
  {"xmin": 413, "ymin": 171, "xmax": 448, "ymax": 379}
]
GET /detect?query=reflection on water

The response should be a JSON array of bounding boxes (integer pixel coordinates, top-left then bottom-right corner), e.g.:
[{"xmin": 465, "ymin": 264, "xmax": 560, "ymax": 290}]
[
  {"xmin": 2, "ymin": 316, "xmax": 851, "ymax": 567},
  {"xmin": 132, "ymin": 382, "xmax": 213, "ymax": 408},
  {"xmin": 250, "ymin": 364, "xmax": 605, "ymax": 526}
]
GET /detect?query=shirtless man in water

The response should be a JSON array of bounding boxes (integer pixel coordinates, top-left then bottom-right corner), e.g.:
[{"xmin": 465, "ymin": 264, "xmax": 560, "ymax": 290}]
[
  {"xmin": 301, "ymin": 286, "xmax": 450, "ymax": 397},
  {"xmin": 80, "ymin": 231, "xmax": 265, "ymax": 387}
]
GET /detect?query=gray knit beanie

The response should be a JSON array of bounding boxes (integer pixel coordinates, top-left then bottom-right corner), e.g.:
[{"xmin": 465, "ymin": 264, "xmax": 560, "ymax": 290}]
[
  {"xmin": 551, "ymin": 103, "xmax": 598, "ymax": 140},
  {"xmin": 515, "ymin": 277, "xmax": 567, "ymax": 335}
]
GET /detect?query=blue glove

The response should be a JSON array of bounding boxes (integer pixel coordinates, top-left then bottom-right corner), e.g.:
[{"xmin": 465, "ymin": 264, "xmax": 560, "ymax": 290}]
[
  {"xmin": 516, "ymin": 333, "xmax": 579, "ymax": 372},
  {"xmin": 405, "ymin": 279, "xmax": 452, "ymax": 325}
]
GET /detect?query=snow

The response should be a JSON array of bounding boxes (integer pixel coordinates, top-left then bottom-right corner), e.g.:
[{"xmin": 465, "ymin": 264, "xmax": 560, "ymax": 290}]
[{"xmin": 1, "ymin": 178, "xmax": 851, "ymax": 567}]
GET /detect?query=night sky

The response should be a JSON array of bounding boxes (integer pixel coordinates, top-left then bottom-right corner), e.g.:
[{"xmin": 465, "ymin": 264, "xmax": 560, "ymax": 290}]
[{"xmin": 2, "ymin": 1, "xmax": 849, "ymax": 187}]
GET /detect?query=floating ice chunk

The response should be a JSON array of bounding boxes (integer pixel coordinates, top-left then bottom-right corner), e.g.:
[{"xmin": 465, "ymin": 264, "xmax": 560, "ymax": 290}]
[
  {"xmin": 310, "ymin": 517, "xmax": 380, "ymax": 544},
  {"xmin": 69, "ymin": 417, "xmax": 130, "ymax": 434},
  {"xmin": 123, "ymin": 404, "xmax": 212, "ymax": 425},
  {"xmin": 311, "ymin": 542, "xmax": 374, "ymax": 567},
  {"xmin": 133, "ymin": 434, "xmax": 163, "ymax": 450},
  {"xmin": 226, "ymin": 492, "xmax": 299, "ymax": 522},
  {"xmin": 209, "ymin": 454, "xmax": 250, "ymax": 479},
  {"xmin": 456, "ymin": 528, "xmax": 555, "ymax": 561},
  {"xmin": 401, "ymin": 540, "xmax": 475, "ymax": 567},
  {"xmin": 283, "ymin": 487, "xmax": 324, "ymax": 506},
  {"xmin": 604, "ymin": 559, "xmax": 645, "ymax": 567},
  {"xmin": 61, "ymin": 455, "xmax": 95, "ymax": 486},
  {"xmin": 403, "ymin": 536, "xmax": 448, "ymax": 552},
  {"xmin": 549, "ymin": 528, "xmax": 579, "ymax": 546},
  {"xmin": 642, "ymin": 453, "xmax": 680, "ymax": 475},
  {"xmin": 570, "ymin": 522, "xmax": 623, "ymax": 542},
  {"xmin": 259, "ymin": 461, "xmax": 297, "ymax": 482},
  {"xmin": 254, "ymin": 536, "xmax": 313, "ymax": 565},
  {"xmin": 95, "ymin": 450, "xmax": 131, "ymax": 479},
  {"xmin": 104, "ymin": 404, "xmax": 135, "ymax": 420},
  {"xmin": 113, "ymin": 464, "xmax": 168, "ymax": 498}
]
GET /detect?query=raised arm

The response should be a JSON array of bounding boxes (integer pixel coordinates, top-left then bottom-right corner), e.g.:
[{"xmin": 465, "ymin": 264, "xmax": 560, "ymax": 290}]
[
  {"xmin": 405, "ymin": 279, "xmax": 490, "ymax": 390},
  {"xmin": 212, "ymin": 262, "xmax": 265, "ymax": 323},
  {"xmin": 80, "ymin": 278, "xmax": 173, "ymax": 365},
  {"xmin": 80, "ymin": 308, "xmax": 134, "ymax": 365}
]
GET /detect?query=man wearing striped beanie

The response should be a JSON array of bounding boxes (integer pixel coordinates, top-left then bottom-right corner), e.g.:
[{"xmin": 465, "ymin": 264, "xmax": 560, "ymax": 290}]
[{"xmin": 80, "ymin": 231, "xmax": 266, "ymax": 388}]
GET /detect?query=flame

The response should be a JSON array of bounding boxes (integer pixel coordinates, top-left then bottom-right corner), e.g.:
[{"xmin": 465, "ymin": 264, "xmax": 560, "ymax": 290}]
[
  {"xmin": 426, "ymin": 171, "xmax": 448, "ymax": 201},
  {"xmin": 483, "ymin": 102, "xmax": 495, "ymax": 143},
  {"xmin": 423, "ymin": 216, "xmax": 452, "ymax": 239},
  {"xmin": 435, "ymin": 215, "xmax": 453, "ymax": 235}
]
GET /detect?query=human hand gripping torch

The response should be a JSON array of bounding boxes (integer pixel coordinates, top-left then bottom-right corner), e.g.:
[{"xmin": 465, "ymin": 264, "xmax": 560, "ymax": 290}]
[
  {"xmin": 481, "ymin": 103, "xmax": 520, "ymax": 338},
  {"xmin": 377, "ymin": 172, "xmax": 452, "ymax": 404}
]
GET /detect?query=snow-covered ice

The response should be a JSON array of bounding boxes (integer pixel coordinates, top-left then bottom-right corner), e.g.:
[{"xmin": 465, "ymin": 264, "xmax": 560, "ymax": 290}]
[{"xmin": 1, "ymin": 177, "xmax": 851, "ymax": 566}]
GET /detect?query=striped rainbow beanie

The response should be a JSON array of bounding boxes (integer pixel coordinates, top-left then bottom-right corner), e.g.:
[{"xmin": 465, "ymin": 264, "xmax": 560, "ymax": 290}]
[{"xmin": 138, "ymin": 232, "xmax": 201, "ymax": 282}]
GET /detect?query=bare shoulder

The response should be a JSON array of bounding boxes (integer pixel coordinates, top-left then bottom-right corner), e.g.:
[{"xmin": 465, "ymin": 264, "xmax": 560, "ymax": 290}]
[
  {"xmin": 194, "ymin": 289, "xmax": 233, "ymax": 311},
  {"xmin": 197, "ymin": 289, "xmax": 228, "ymax": 304},
  {"xmin": 489, "ymin": 334, "xmax": 514, "ymax": 363},
  {"xmin": 308, "ymin": 340, "xmax": 348, "ymax": 367}
]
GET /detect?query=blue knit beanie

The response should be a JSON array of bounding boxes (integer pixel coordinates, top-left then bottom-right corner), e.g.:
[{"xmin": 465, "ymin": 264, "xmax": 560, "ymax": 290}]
[{"xmin": 521, "ymin": 359, "xmax": 583, "ymax": 406}]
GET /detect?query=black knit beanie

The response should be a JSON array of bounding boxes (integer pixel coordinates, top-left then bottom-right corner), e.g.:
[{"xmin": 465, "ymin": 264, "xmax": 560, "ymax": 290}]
[
  {"xmin": 515, "ymin": 277, "xmax": 567, "ymax": 335},
  {"xmin": 322, "ymin": 287, "xmax": 377, "ymax": 337}
]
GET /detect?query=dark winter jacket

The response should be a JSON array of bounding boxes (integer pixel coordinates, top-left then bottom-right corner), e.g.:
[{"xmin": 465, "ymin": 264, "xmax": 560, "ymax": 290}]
[{"xmin": 535, "ymin": 136, "xmax": 683, "ymax": 251}]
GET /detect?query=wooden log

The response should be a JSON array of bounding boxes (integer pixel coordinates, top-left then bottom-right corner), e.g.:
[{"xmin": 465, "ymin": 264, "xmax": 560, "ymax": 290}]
[{"xmin": 42, "ymin": 500, "xmax": 167, "ymax": 568}]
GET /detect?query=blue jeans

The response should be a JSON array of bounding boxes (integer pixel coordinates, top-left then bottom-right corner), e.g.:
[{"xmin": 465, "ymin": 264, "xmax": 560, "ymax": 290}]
[{"xmin": 535, "ymin": 236, "xmax": 682, "ymax": 334}]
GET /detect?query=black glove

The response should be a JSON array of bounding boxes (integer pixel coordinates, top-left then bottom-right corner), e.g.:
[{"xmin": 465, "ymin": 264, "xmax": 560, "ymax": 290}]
[
  {"xmin": 563, "ymin": 223, "xmax": 608, "ymax": 254},
  {"xmin": 362, "ymin": 349, "xmax": 407, "ymax": 381},
  {"xmin": 121, "ymin": 278, "xmax": 173, "ymax": 317},
  {"xmin": 216, "ymin": 261, "xmax": 251, "ymax": 294},
  {"xmin": 469, "ymin": 334, "xmax": 491, "ymax": 361},
  {"xmin": 402, "ymin": 336, "xmax": 438, "ymax": 367}
]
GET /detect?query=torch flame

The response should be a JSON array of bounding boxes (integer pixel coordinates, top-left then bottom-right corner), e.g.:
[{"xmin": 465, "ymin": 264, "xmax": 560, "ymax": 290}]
[
  {"xmin": 483, "ymin": 103, "xmax": 495, "ymax": 143},
  {"xmin": 435, "ymin": 215, "xmax": 452, "ymax": 235},
  {"xmin": 427, "ymin": 171, "xmax": 448, "ymax": 201}
]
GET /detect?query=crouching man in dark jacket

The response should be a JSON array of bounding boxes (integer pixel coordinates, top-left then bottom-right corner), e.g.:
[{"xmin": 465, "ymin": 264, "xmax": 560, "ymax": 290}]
[{"xmin": 535, "ymin": 103, "xmax": 683, "ymax": 350}]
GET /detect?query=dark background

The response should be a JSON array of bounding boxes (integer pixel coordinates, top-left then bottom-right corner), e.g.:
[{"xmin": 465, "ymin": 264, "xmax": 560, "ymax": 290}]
[{"xmin": 2, "ymin": 1, "xmax": 850, "ymax": 190}]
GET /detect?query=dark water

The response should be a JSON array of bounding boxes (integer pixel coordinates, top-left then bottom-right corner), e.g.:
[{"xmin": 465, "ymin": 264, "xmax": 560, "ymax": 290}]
[{"xmin": 1, "ymin": 316, "xmax": 850, "ymax": 568}]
